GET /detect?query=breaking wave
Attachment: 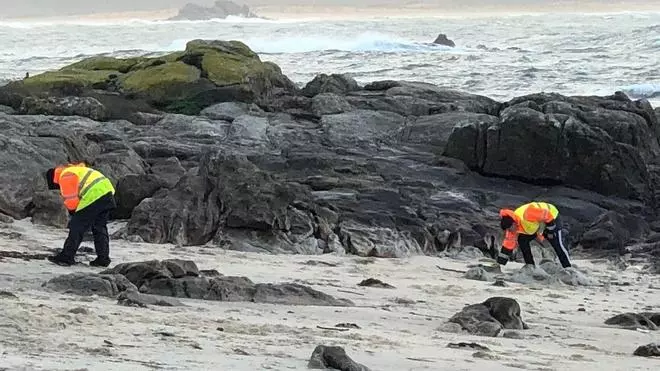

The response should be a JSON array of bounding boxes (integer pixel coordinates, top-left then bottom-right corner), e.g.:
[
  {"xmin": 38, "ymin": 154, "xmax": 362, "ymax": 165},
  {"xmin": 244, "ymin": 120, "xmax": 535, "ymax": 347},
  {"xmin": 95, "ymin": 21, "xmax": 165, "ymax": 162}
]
[
  {"xmin": 161, "ymin": 32, "xmax": 456, "ymax": 54},
  {"xmin": 621, "ymin": 83, "xmax": 660, "ymax": 99}
]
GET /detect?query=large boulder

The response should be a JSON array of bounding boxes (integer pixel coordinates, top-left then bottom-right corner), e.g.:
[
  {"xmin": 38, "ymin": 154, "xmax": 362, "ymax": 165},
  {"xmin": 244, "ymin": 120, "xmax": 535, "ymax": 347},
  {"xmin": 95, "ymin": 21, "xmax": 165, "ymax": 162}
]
[
  {"xmin": 301, "ymin": 74, "xmax": 360, "ymax": 98},
  {"xmin": 447, "ymin": 297, "xmax": 528, "ymax": 337},
  {"xmin": 444, "ymin": 103, "xmax": 652, "ymax": 201}
]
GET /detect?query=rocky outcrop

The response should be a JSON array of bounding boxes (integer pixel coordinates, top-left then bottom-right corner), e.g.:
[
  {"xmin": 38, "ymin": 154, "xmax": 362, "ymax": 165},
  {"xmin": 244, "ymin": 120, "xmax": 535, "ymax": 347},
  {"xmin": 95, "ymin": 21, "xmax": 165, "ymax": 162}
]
[
  {"xmin": 0, "ymin": 40, "xmax": 297, "ymax": 118},
  {"xmin": 1, "ymin": 40, "xmax": 659, "ymax": 263},
  {"xmin": 432, "ymin": 33, "xmax": 455, "ymax": 47},
  {"xmin": 168, "ymin": 1, "xmax": 258, "ymax": 21}
]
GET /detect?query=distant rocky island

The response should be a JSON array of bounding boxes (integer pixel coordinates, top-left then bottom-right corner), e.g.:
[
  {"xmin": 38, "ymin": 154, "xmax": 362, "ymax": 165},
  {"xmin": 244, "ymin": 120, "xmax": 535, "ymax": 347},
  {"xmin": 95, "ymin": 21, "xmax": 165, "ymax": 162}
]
[{"xmin": 168, "ymin": 0, "xmax": 259, "ymax": 21}]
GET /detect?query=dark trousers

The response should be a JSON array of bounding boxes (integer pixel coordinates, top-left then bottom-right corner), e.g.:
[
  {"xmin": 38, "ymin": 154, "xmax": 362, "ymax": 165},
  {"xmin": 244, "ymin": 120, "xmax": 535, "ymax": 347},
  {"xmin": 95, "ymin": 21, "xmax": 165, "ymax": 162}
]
[
  {"xmin": 498, "ymin": 217, "xmax": 572, "ymax": 268},
  {"xmin": 60, "ymin": 193, "xmax": 116, "ymax": 262}
]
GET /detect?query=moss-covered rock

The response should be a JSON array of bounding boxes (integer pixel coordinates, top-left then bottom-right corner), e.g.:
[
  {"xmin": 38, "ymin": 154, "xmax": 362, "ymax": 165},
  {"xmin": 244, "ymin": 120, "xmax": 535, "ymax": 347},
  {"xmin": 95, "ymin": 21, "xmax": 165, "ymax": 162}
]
[
  {"xmin": 121, "ymin": 62, "xmax": 201, "ymax": 96},
  {"xmin": 63, "ymin": 56, "xmax": 147, "ymax": 74},
  {"xmin": 0, "ymin": 39, "xmax": 298, "ymax": 116},
  {"xmin": 21, "ymin": 69, "xmax": 116, "ymax": 93}
]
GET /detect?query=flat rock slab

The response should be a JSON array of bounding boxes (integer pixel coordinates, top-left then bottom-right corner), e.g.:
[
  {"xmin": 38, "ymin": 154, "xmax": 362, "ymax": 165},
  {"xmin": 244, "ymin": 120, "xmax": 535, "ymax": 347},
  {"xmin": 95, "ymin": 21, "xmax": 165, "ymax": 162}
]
[
  {"xmin": 43, "ymin": 272, "xmax": 138, "ymax": 298},
  {"xmin": 101, "ymin": 259, "xmax": 353, "ymax": 307},
  {"xmin": 605, "ymin": 312, "xmax": 660, "ymax": 331}
]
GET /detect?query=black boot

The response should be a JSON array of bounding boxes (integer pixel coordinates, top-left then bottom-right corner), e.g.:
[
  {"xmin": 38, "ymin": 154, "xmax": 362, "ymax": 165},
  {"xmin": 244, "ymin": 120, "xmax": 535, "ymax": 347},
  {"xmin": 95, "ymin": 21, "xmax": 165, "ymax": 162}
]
[
  {"xmin": 89, "ymin": 258, "xmax": 111, "ymax": 267},
  {"xmin": 47, "ymin": 254, "xmax": 76, "ymax": 266}
]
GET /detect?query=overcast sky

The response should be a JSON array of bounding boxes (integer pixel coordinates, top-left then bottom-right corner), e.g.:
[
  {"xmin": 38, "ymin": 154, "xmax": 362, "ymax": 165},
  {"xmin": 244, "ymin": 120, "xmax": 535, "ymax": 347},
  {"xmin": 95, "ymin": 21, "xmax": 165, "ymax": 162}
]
[{"xmin": 0, "ymin": 0, "xmax": 655, "ymax": 18}]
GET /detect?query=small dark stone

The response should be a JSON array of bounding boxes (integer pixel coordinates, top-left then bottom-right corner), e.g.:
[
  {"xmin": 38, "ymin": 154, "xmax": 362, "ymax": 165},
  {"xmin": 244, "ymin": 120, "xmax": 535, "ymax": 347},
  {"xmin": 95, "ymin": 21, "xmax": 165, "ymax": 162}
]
[
  {"xmin": 447, "ymin": 342, "xmax": 490, "ymax": 351},
  {"xmin": 0, "ymin": 290, "xmax": 18, "ymax": 299},
  {"xmin": 357, "ymin": 278, "xmax": 395, "ymax": 289},
  {"xmin": 493, "ymin": 280, "xmax": 508, "ymax": 287},
  {"xmin": 68, "ymin": 307, "xmax": 89, "ymax": 314},
  {"xmin": 335, "ymin": 323, "xmax": 361, "ymax": 329}
]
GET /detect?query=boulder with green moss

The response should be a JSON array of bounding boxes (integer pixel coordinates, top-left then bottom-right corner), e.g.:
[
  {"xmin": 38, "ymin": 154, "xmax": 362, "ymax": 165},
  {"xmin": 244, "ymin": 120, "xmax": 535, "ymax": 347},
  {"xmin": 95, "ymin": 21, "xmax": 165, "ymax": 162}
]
[{"xmin": 0, "ymin": 39, "xmax": 298, "ymax": 117}]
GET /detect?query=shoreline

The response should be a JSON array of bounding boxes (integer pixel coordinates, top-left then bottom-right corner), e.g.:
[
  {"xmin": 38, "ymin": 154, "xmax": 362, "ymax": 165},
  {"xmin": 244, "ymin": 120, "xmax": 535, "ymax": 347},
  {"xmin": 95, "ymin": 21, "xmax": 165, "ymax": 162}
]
[{"xmin": 2, "ymin": 4, "xmax": 660, "ymax": 23}]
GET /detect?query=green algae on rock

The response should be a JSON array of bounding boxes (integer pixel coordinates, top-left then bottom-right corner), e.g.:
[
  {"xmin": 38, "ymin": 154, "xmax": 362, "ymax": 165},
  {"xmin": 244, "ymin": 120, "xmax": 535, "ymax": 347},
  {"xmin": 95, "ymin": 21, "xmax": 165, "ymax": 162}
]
[{"xmin": 0, "ymin": 39, "xmax": 297, "ymax": 117}]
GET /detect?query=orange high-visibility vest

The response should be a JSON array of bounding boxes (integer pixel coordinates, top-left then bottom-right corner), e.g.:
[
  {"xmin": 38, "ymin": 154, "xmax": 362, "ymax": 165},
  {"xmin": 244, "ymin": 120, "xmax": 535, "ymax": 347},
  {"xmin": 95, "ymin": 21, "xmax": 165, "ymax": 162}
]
[{"xmin": 500, "ymin": 202, "xmax": 559, "ymax": 251}]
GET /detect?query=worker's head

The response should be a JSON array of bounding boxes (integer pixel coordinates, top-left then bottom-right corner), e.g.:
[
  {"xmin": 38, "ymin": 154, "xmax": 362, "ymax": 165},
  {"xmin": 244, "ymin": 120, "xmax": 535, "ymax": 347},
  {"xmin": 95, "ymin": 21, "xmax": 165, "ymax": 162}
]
[
  {"xmin": 44, "ymin": 165, "xmax": 68, "ymax": 190},
  {"xmin": 45, "ymin": 167, "xmax": 58, "ymax": 190},
  {"xmin": 500, "ymin": 215, "xmax": 515, "ymax": 230}
]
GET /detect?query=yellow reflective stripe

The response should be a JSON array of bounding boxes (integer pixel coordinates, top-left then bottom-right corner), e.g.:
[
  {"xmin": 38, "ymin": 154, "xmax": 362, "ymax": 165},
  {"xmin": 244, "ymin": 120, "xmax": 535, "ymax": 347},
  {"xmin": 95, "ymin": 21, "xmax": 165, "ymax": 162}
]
[
  {"xmin": 77, "ymin": 169, "xmax": 94, "ymax": 195},
  {"xmin": 79, "ymin": 176, "xmax": 107, "ymax": 198}
]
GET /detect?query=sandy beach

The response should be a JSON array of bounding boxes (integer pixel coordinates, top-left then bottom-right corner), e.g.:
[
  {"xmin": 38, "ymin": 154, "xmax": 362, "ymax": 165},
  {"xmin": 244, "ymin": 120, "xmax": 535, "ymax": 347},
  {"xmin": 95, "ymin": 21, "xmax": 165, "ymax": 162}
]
[{"xmin": 1, "ymin": 217, "xmax": 658, "ymax": 370}]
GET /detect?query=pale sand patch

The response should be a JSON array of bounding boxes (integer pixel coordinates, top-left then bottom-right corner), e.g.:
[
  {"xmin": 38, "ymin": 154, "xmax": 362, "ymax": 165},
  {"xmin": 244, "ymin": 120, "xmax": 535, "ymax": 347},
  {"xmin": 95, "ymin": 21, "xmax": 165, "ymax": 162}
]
[{"xmin": 0, "ymin": 218, "xmax": 659, "ymax": 370}]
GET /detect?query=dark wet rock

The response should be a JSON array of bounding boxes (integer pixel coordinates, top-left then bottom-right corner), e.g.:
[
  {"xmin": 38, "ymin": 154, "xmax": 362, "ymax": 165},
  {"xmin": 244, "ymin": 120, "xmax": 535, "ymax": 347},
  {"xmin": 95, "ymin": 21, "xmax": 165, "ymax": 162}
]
[
  {"xmin": 604, "ymin": 312, "xmax": 660, "ymax": 330},
  {"xmin": 579, "ymin": 211, "xmax": 649, "ymax": 253},
  {"xmin": 20, "ymin": 96, "xmax": 109, "ymax": 121},
  {"xmin": 29, "ymin": 190, "xmax": 69, "ymax": 228},
  {"xmin": 633, "ymin": 343, "xmax": 660, "ymax": 357},
  {"xmin": 493, "ymin": 280, "xmax": 508, "ymax": 287},
  {"xmin": 357, "ymin": 278, "xmax": 395, "ymax": 289},
  {"xmin": 101, "ymin": 259, "xmax": 201, "ymax": 288},
  {"xmin": 1, "ymin": 45, "xmax": 659, "ymax": 266},
  {"xmin": 169, "ymin": 0, "xmax": 258, "ymax": 21},
  {"xmin": 0, "ymin": 290, "xmax": 18, "ymax": 299},
  {"xmin": 200, "ymin": 101, "xmax": 264, "ymax": 121},
  {"xmin": 502, "ymin": 330, "xmax": 524, "ymax": 339},
  {"xmin": 308, "ymin": 345, "xmax": 371, "ymax": 371},
  {"xmin": 432, "ymin": 34, "xmax": 455, "ymax": 47},
  {"xmin": 102, "ymin": 259, "xmax": 353, "ymax": 306},
  {"xmin": 431, "ymin": 34, "xmax": 455, "ymax": 47},
  {"xmin": 43, "ymin": 272, "xmax": 137, "ymax": 297},
  {"xmin": 311, "ymin": 93, "xmax": 354, "ymax": 116},
  {"xmin": 117, "ymin": 290, "xmax": 184, "ymax": 307},
  {"xmin": 68, "ymin": 306, "xmax": 89, "ymax": 314},
  {"xmin": 301, "ymin": 74, "xmax": 359, "ymax": 98},
  {"xmin": 0, "ymin": 105, "xmax": 15, "ymax": 114},
  {"xmin": 148, "ymin": 156, "xmax": 186, "ymax": 188},
  {"xmin": 448, "ymin": 297, "xmax": 527, "ymax": 337},
  {"xmin": 445, "ymin": 104, "xmax": 652, "ymax": 201},
  {"xmin": 112, "ymin": 174, "xmax": 168, "ymax": 219},
  {"xmin": 0, "ymin": 213, "xmax": 13, "ymax": 223}
]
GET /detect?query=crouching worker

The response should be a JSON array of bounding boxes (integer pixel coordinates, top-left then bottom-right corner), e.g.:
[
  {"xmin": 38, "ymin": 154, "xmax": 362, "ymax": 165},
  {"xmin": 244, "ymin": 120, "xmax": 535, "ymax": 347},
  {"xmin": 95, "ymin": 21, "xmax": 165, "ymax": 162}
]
[
  {"xmin": 45, "ymin": 163, "xmax": 116, "ymax": 267},
  {"xmin": 497, "ymin": 202, "xmax": 572, "ymax": 268}
]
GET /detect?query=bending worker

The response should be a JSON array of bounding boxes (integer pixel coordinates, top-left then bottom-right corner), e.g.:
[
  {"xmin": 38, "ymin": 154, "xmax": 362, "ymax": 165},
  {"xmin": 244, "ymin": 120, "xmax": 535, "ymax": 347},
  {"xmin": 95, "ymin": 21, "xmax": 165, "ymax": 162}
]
[
  {"xmin": 497, "ymin": 201, "xmax": 572, "ymax": 268},
  {"xmin": 45, "ymin": 163, "xmax": 116, "ymax": 267}
]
